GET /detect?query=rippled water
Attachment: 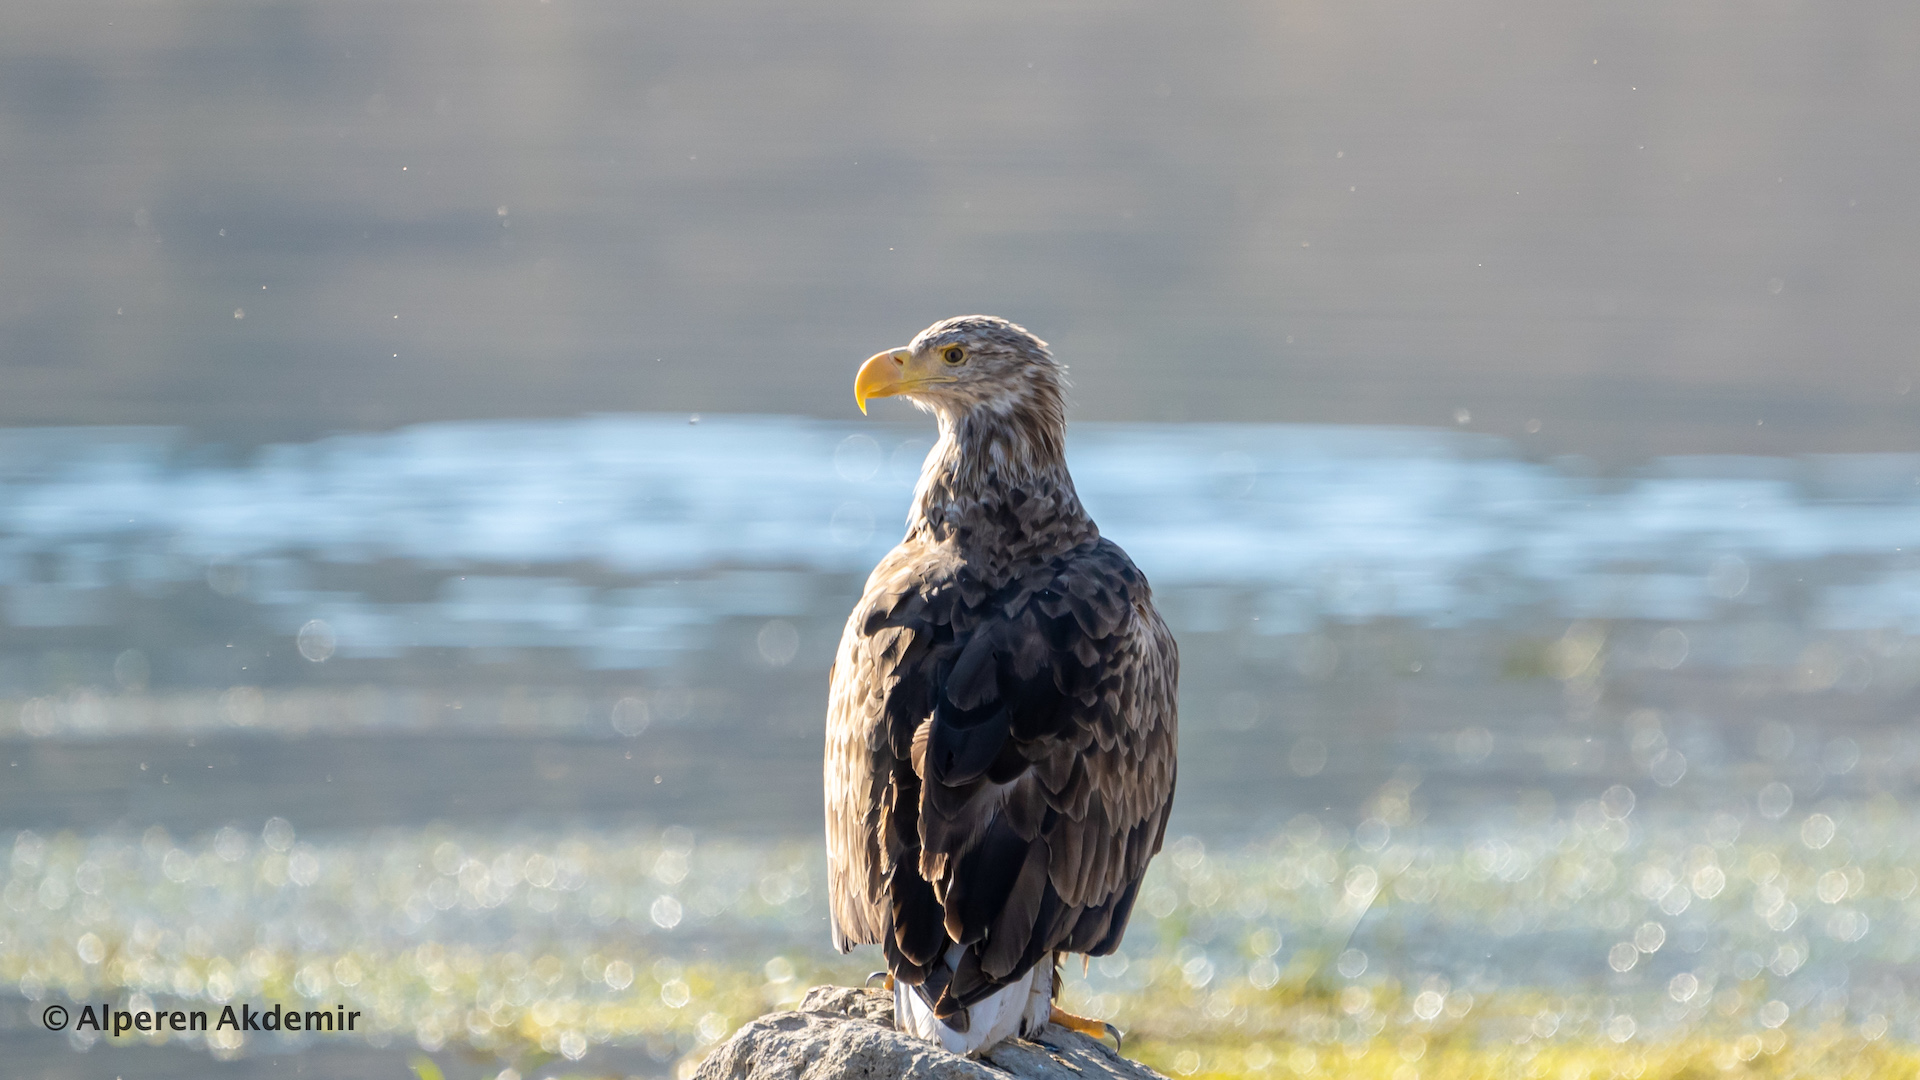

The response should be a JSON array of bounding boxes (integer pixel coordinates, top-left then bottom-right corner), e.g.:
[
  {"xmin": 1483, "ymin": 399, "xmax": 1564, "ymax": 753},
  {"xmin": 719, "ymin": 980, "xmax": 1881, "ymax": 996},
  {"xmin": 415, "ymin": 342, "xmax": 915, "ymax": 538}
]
[
  {"xmin": 4, "ymin": 417, "xmax": 1920, "ymax": 1077},
  {"xmin": 9, "ymin": 418, "xmax": 1920, "ymax": 640}
]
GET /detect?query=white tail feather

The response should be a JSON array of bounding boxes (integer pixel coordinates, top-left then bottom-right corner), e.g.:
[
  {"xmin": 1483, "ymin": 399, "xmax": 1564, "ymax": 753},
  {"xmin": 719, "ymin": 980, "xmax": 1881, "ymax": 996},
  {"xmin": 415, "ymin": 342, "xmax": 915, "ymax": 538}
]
[{"xmin": 893, "ymin": 952, "xmax": 1054, "ymax": 1056}]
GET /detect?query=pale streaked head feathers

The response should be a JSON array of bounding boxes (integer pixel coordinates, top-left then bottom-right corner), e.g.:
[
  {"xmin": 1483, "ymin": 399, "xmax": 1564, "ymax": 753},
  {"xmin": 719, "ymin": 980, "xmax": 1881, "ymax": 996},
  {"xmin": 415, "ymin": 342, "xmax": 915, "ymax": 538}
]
[{"xmin": 895, "ymin": 315, "xmax": 1066, "ymax": 430}]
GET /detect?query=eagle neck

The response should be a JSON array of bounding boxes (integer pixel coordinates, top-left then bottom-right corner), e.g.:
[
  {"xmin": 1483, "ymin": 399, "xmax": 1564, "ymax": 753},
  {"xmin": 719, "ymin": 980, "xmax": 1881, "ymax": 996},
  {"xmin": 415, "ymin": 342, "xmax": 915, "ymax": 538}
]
[{"xmin": 907, "ymin": 404, "xmax": 1095, "ymax": 578}]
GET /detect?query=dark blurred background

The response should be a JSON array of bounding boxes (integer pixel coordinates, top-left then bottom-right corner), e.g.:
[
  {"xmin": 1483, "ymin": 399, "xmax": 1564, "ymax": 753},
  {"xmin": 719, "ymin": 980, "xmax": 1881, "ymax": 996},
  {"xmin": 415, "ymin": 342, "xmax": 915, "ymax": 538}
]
[{"xmin": 6, "ymin": 0, "xmax": 1919, "ymax": 457}]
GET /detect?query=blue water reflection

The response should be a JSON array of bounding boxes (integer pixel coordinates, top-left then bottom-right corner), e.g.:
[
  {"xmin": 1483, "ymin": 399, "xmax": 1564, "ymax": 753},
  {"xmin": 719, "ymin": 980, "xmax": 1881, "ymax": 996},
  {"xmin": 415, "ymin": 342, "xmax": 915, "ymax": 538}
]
[
  {"xmin": 0, "ymin": 416, "xmax": 1917, "ymax": 839},
  {"xmin": 4, "ymin": 418, "xmax": 1920, "ymax": 666}
]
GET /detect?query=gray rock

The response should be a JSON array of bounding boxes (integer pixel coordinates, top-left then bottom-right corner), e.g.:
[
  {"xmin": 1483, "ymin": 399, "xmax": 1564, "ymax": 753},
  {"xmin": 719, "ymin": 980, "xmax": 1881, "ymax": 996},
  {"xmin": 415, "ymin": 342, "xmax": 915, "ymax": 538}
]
[{"xmin": 694, "ymin": 986, "xmax": 1168, "ymax": 1080}]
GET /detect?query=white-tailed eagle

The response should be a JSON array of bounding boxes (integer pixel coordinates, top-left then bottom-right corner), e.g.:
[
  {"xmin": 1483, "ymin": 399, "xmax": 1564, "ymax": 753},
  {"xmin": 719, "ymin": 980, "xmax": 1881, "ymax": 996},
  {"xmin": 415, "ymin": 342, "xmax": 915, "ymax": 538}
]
[{"xmin": 824, "ymin": 316, "xmax": 1179, "ymax": 1055}]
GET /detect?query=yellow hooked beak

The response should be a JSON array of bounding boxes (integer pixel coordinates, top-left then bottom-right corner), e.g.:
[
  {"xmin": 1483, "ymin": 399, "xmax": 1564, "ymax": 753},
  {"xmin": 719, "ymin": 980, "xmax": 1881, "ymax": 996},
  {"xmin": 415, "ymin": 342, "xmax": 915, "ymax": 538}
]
[
  {"xmin": 855, "ymin": 349, "xmax": 909, "ymax": 414},
  {"xmin": 854, "ymin": 348, "xmax": 956, "ymax": 414}
]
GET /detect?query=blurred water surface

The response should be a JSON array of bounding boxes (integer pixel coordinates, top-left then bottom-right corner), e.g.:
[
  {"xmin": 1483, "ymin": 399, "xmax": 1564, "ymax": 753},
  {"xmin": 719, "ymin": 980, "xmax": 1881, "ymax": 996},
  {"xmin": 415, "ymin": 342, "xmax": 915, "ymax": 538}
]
[
  {"xmin": 6, "ymin": 0, "xmax": 1920, "ymax": 457},
  {"xmin": 5, "ymin": 414, "xmax": 1920, "ymax": 827},
  {"xmin": 6, "ymin": 418, "xmax": 1920, "ymax": 1077}
]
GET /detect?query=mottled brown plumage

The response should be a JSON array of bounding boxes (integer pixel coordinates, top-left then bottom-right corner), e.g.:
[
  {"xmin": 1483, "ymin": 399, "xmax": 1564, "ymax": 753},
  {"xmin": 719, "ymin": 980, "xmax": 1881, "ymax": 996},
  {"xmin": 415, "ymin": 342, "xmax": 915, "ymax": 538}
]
[{"xmin": 824, "ymin": 316, "xmax": 1179, "ymax": 1047}]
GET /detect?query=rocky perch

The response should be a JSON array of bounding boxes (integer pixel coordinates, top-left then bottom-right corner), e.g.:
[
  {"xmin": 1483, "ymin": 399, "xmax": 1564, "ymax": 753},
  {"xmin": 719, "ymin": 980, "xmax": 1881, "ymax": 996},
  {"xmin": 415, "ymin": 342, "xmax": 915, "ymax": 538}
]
[{"xmin": 695, "ymin": 987, "xmax": 1169, "ymax": 1080}]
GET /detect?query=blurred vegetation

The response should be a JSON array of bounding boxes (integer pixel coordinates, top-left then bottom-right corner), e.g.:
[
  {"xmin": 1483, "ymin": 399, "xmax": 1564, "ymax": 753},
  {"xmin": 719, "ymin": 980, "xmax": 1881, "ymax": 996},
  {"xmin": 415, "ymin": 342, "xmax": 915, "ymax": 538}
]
[{"xmin": 6, "ymin": 796, "xmax": 1916, "ymax": 1079}]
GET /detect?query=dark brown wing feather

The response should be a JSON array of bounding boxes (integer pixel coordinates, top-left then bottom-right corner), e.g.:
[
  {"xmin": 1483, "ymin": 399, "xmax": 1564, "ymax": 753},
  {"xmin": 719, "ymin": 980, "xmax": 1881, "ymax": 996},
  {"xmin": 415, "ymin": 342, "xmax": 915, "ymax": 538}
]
[{"xmin": 824, "ymin": 535, "xmax": 1178, "ymax": 1016}]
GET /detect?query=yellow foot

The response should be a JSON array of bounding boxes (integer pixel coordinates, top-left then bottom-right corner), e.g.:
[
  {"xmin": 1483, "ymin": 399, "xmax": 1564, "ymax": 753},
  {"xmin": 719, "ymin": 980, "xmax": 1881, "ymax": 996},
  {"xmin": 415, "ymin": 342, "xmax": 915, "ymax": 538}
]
[
  {"xmin": 865, "ymin": 971, "xmax": 895, "ymax": 991},
  {"xmin": 1049, "ymin": 1005, "xmax": 1122, "ymax": 1052}
]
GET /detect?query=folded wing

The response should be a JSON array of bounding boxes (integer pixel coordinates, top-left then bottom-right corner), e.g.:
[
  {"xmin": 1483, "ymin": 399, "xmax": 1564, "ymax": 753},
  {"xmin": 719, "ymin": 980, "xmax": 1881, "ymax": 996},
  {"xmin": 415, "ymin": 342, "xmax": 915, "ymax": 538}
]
[{"xmin": 825, "ymin": 536, "xmax": 1178, "ymax": 1018}]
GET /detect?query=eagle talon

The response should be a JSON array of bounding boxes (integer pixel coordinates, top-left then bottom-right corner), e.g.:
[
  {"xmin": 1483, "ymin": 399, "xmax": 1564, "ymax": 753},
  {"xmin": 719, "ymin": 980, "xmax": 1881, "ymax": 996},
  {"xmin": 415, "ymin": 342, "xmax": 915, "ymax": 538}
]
[
  {"xmin": 865, "ymin": 970, "xmax": 894, "ymax": 990},
  {"xmin": 1048, "ymin": 1005, "xmax": 1122, "ymax": 1053}
]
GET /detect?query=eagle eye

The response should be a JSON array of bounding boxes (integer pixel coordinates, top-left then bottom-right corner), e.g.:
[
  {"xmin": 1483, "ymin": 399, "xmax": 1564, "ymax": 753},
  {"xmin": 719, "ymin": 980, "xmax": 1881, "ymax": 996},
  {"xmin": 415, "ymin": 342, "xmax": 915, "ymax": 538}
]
[{"xmin": 942, "ymin": 346, "xmax": 966, "ymax": 365}]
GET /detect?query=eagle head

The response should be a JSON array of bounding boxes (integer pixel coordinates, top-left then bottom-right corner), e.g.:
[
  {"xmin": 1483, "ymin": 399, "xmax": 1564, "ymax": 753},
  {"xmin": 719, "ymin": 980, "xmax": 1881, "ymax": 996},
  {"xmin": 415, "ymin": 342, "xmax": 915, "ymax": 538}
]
[{"xmin": 855, "ymin": 316, "xmax": 1064, "ymax": 426}]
